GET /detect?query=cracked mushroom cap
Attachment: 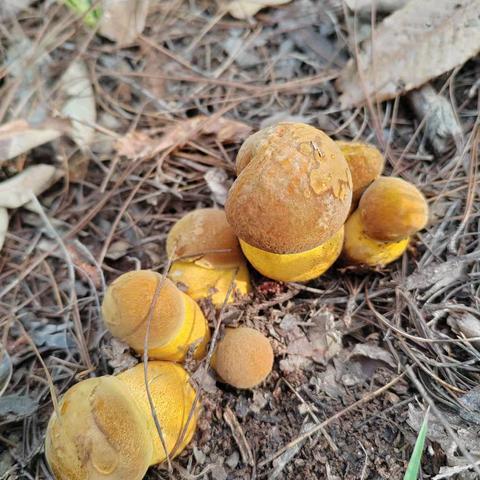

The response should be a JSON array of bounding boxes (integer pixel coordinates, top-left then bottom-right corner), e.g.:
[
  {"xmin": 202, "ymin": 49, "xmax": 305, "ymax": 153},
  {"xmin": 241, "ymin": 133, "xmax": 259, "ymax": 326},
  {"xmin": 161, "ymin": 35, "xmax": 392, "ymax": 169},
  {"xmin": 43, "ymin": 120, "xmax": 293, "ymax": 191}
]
[
  {"xmin": 45, "ymin": 376, "xmax": 152, "ymax": 480},
  {"xmin": 225, "ymin": 123, "xmax": 352, "ymax": 254},
  {"xmin": 166, "ymin": 208, "xmax": 243, "ymax": 269},
  {"xmin": 336, "ymin": 141, "xmax": 385, "ymax": 204},
  {"xmin": 102, "ymin": 270, "xmax": 209, "ymax": 361},
  {"xmin": 212, "ymin": 327, "xmax": 274, "ymax": 389},
  {"xmin": 359, "ymin": 176, "xmax": 429, "ymax": 241}
]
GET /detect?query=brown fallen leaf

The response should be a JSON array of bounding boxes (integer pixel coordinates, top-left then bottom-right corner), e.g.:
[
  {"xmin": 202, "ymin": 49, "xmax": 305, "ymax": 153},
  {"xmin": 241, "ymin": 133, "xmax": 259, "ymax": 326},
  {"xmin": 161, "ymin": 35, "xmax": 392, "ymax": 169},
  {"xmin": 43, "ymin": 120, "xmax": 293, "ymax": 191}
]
[
  {"xmin": 225, "ymin": 0, "xmax": 291, "ymax": 19},
  {"xmin": 99, "ymin": 0, "xmax": 150, "ymax": 45},
  {"xmin": 337, "ymin": 0, "xmax": 480, "ymax": 107},
  {"xmin": 0, "ymin": 119, "xmax": 62, "ymax": 163},
  {"xmin": 283, "ymin": 311, "xmax": 343, "ymax": 366},
  {"xmin": 0, "ymin": 165, "xmax": 62, "ymax": 209},
  {"xmin": 114, "ymin": 115, "xmax": 251, "ymax": 159}
]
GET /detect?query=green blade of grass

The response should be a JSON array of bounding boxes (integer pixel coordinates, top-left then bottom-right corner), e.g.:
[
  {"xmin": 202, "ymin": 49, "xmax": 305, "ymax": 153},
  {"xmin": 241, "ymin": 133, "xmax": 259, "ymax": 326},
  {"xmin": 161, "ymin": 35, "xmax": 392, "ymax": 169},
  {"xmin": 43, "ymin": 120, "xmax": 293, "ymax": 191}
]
[
  {"xmin": 63, "ymin": 0, "xmax": 102, "ymax": 27},
  {"xmin": 404, "ymin": 407, "xmax": 430, "ymax": 480}
]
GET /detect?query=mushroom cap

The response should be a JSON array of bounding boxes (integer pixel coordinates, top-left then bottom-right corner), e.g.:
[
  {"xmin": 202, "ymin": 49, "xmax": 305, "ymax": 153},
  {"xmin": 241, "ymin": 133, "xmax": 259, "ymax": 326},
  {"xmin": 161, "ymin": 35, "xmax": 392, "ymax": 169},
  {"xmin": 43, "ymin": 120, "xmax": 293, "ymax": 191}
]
[
  {"xmin": 166, "ymin": 209, "xmax": 243, "ymax": 269},
  {"xmin": 240, "ymin": 227, "xmax": 344, "ymax": 282},
  {"xmin": 212, "ymin": 327, "xmax": 274, "ymax": 389},
  {"xmin": 102, "ymin": 270, "xmax": 209, "ymax": 361},
  {"xmin": 342, "ymin": 209, "xmax": 409, "ymax": 266},
  {"xmin": 45, "ymin": 376, "xmax": 152, "ymax": 480},
  {"xmin": 336, "ymin": 141, "xmax": 385, "ymax": 204},
  {"xmin": 117, "ymin": 362, "xmax": 198, "ymax": 464},
  {"xmin": 225, "ymin": 123, "xmax": 352, "ymax": 254},
  {"xmin": 359, "ymin": 176, "xmax": 428, "ymax": 241},
  {"xmin": 168, "ymin": 260, "xmax": 251, "ymax": 306}
]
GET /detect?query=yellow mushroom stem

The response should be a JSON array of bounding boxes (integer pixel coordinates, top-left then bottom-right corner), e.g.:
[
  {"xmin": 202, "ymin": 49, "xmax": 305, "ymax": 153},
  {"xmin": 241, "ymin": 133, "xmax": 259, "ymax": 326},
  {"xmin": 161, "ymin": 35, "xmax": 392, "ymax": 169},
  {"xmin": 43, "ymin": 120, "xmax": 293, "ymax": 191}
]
[
  {"xmin": 342, "ymin": 210, "xmax": 409, "ymax": 267},
  {"xmin": 45, "ymin": 362, "xmax": 198, "ymax": 480},
  {"xmin": 239, "ymin": 227, "xmax": 344, "ymax": 282},
  {"xmin": 168, "ymin": 260, "xmax": 251, "ymax": 306}
]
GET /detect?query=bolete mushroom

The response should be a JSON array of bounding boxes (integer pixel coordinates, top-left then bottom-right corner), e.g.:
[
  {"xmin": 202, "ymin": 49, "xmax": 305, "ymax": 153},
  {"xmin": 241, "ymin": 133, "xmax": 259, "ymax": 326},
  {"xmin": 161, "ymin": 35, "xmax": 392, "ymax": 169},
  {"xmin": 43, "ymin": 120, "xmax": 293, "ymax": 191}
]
[
  {"xmin": 342, "ymin": 177, "xmax": 428, "ymax": 266},
  {"xmin": 225, "ymin": 123, "xmax": 353, "ymax": 282},
  {"xmin": 102, "ymin": 270, "xmax": 210, "ymax": 361},
  {"xmin": 212, "ymin": 327, "xmax": 274, "ymax": 389},
  {"xmin": 45, "ymin": 362, "xmax": 198, "ymax": 480},
  {"xmin": 336, "ymin": 140, "xmax": 385, "ymax": 206},
  {"xmin": 166, "ymin": 208, "xmax": 251, "ymax": 305}
]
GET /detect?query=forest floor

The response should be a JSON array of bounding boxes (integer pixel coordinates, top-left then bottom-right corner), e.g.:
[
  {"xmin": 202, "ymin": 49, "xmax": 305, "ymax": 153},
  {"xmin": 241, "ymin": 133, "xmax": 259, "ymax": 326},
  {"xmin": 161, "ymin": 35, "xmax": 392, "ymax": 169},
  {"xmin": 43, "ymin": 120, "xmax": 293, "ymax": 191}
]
[{"xmin": 1, "ymin": 1, "xmax": 480, "ymax": 479}]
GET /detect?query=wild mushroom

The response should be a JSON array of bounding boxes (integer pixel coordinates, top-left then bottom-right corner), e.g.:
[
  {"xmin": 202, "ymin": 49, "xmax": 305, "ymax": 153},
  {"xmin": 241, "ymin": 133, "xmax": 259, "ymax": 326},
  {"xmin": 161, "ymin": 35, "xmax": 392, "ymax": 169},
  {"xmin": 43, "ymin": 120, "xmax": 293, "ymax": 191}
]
[
  {"xmin": 102, "ymin": 270, "xmax": 210, "ymax": 361},
  {"xmin": 45, "ymin": 362, "xmax": 198, "ymax": 480},
  {"xmin": 212, "ymin": 327, "xmax": 274, "ymax": 389},
  {"xmin": 225, "ymin": 122, "xmax": 353, "ymax": 282},
  {"xmin": 342, "ymin": 177, "xmax": 429, "ymax": 266},
  {"xmin": 166, "ymin": 208, "xmax": 251, "ymax": 305},
  {"xmin": 336, "ymin": 140, "xmax": 385, "ymax": 207}
]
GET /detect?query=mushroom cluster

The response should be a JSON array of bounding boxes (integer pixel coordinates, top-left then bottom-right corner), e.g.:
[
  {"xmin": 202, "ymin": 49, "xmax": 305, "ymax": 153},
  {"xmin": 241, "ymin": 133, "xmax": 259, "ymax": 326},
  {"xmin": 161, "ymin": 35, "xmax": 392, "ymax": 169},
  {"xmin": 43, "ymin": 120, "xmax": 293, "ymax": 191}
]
[
  {"xmin": 45, "ymin": 121, "xmax": 429, "ymax": 479},
  {"xmin": 225, "ymin": 122, "xmax": 429, "ymax": 278},
  {"xmin": 45, "ymin": 212, "xmax": 272, "ymax": 480}
]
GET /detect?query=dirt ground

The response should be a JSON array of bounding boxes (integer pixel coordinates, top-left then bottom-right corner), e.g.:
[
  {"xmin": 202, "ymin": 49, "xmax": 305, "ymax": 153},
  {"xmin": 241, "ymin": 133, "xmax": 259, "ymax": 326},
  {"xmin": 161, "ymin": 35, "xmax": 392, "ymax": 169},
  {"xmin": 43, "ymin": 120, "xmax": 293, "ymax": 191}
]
[{"xmin": 1, "ymin": 1, "xmax": 480, "ymax": 479}]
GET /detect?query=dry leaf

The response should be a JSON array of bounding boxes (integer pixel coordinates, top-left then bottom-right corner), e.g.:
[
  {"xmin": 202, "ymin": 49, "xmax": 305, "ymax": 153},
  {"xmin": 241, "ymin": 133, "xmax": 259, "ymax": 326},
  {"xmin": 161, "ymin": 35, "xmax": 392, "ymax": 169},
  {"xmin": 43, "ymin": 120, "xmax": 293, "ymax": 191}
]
[
  {"xmin": 114, "ymin": 115, "xmax": 251, "ymax": 159},
  {"xmin": 337, "ymin": 0, "xmax": 480, "ymax": 107},
  {"xmin": 0, "ymin": 165, "xmax": 62, "ymax": 209},
  {"xmin": 408, "ymin": 84, "xmax": 462, "ymax": 155},
  {"xmin": 204, "ymin": 168, "xmax": 230, "ymax": 205},
  {"xmin": 447, "ymin": 312, "xmax": 480, "ymax": 347},
  {"xmin": 226, "ymin": 0, "xmax": 291, "ymax": 19},
  {"xmin": 0, "ymin": 208, "xmax": 9, "ymax": 253},
  {"xmin": 0, "ymin": 0, "xmax": 33, "ymax": 19},
  {"xmin": 99, "ymin": 0, "xmax": 150, "ymax": 45},
  {"xmin": 344, "ymin": 0, "xmax": 407, "ymax": 13},
  {"xmin": 284, "ymin": 311, "xmax": 342, "ymax": 365},
  {"xmin": 0, "ymin": 119, "xmax": 62, "ymax": 163},
  {"xmin": 61, "ymin": 60, "xmax": 96, "ymax": 149}
]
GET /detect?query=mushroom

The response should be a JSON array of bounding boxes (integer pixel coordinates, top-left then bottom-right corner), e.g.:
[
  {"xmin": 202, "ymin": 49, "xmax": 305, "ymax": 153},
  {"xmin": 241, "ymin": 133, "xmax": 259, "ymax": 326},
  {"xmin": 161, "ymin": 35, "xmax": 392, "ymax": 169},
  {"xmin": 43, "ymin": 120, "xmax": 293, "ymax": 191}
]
[
  {"xmin": 166, "ymin": 208, "xmax": 251, "ymax": 305},
  {"xmin": 45, "ymin": 362, "xmax": 198, "ymax": 480},
  {"xmin": 102, "ymin": 270, "xmax": 210, "ymax": 361},
  {"xmin": 342, "ymin": 177, "xmax": 429, "ymax": 266},
  {"xmin": 212, "ymin": 327, "xmax": 274, "ymax": 389},
  {"xmin": 335, "ymin": 140, "xmax": 385, "ymax": 206},
  {"xmin": 225, "ymin": 122, "xmax": 353, "ymax": 282}
]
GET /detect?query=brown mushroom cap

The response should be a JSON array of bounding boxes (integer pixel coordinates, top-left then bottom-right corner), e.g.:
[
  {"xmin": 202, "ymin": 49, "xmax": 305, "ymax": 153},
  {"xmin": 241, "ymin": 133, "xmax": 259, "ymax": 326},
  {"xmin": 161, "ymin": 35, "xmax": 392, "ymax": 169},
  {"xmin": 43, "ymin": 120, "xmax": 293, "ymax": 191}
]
[
  {"xmin": 45, "ymin": 376, "xmax": 152, "ymax": 480},
  {"xmin": 102, "ymin": 270, "xmax": 185, "ymax": 352},
  {"xmin": 336, "ymin": 141, "xmax": 385, "ymax": 204},
  {"xmin": 166, "ymin": 208, "xmax": 243, "ymax": 269},
  {"xmin": 359, "ymin": 176, "xmax": 429, "ymax": 241},
  {"xmin": 225, "ymin": 123, "xmax": 353, "ymax": 254},
  {"xmin": 212, "ymin": 327, "xmax": 274, "ymax": 389}
]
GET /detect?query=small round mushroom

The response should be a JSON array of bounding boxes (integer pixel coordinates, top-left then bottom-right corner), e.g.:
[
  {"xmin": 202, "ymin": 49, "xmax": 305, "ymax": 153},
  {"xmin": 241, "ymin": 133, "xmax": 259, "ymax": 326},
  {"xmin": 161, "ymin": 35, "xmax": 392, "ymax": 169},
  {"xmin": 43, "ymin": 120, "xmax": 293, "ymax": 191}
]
[
  {"xmin": 226, "ymin": 122, "xmax": 353, "ymax": 254},
  {"xmin": 359, "ymin": 176, "xmax": 429, "ymax": 241},
  {"xmin": 166, "ymin": 209, "xmax": 251, "ymax": 305},
  {"xmin": 102, "ymin": 270, "xmax": 210, "ymax": 361},
  {"xmin": 336, "ymin": 141, "xmax": 385, "ymax": 206},
  {"xmin": 212, "ymin": 327, "xmax": 274, "ymax": 389},
  {"xmin": 45, "ymin": 362, "xmax": 198, "ymax": 480},
  {"xmin": 239, "ymin": 227, "xmax": 344, "ymax": 282},
  {"xmin": 342, "ymin": 177, "xmax": 428, "ymax": 267}
]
